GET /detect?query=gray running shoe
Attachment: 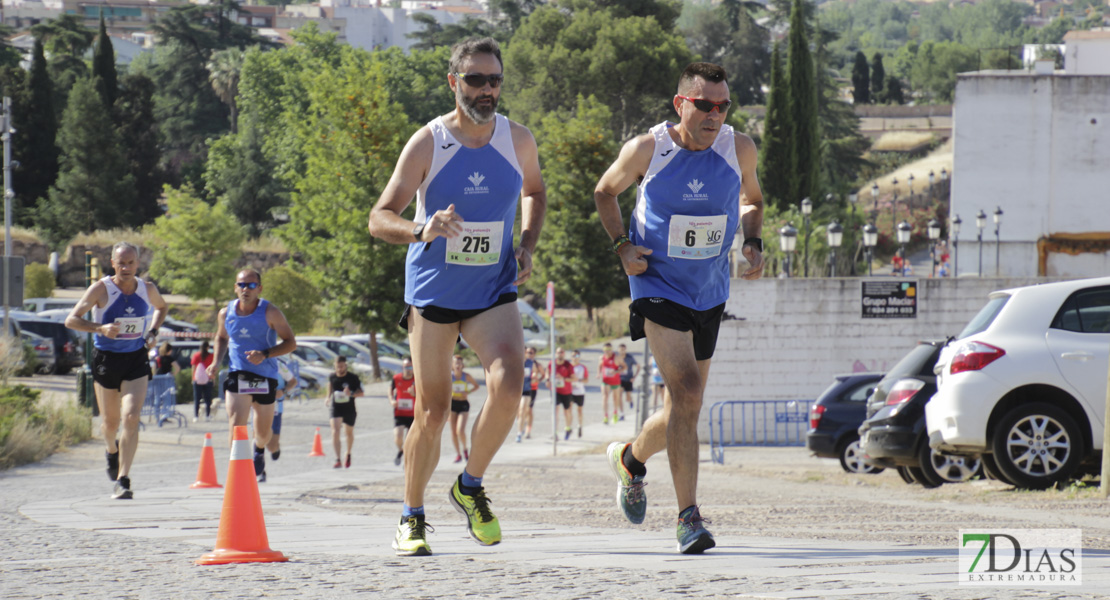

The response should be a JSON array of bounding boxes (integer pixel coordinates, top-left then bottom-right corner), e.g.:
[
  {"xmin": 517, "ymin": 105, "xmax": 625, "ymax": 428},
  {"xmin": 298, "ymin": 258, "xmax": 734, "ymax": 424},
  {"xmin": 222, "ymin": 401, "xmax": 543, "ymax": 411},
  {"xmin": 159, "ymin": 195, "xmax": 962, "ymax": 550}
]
[
  {"xmin": 606, "ymin": 442, "xmax": 646, "ymax": 524},
  {"xmin": 112, "ymin": 477, "xmax": 133, "ymax": 500},
  {"xmin": 676, "ymin": 506, "xmax": 716, "ymax": 554}
]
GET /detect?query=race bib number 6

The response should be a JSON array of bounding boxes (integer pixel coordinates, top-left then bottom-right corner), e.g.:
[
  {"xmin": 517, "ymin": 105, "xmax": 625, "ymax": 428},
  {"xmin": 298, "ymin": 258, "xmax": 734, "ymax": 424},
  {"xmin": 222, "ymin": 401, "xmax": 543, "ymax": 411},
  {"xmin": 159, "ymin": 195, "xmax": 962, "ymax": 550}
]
[
  {"xmin": 668, "ymin": 214, "xmax": 728, "ymax": 259},
  {"xmin": 446, "ymin": 221, "xmax": 504, "ymax": 266}
]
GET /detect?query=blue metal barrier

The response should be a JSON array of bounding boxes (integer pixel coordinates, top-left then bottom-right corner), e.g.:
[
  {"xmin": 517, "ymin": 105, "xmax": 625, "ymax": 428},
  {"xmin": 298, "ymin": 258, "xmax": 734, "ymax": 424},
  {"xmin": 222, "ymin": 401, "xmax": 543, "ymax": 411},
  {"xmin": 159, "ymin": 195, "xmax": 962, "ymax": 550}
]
[{"xmin": 709, "ymin": 400, "xmax": 813, "ymax": 464}]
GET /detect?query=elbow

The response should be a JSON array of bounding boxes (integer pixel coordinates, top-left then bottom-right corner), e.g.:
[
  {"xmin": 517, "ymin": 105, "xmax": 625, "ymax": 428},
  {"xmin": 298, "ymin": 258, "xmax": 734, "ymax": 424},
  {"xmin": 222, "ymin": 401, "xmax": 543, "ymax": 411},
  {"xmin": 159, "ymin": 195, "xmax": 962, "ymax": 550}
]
[{"xmin": 368, "ymin": 210, "xmax": 385, "ymax": 239}]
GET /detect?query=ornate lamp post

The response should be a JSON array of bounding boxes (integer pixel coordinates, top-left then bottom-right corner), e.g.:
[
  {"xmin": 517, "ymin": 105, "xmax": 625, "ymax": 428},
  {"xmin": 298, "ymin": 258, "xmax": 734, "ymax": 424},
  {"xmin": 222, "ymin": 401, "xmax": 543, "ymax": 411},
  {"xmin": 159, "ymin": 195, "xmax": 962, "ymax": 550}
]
[
  {"xmin": 976, "ymin": 209, "xmax": 987, "ymax": 277},
  {"xmin": 927, "ymin": 217, "xmax": 941, "ymax": 278},
  {"xmin": 870, "ymin": 181, "xmax": 879, "ymax": 221},
  {"xmin": 891, "ymin": 177, "xmax": 900, "ymax": 234},
  {"xmin": 801, "ymin": 197, "xmax": 812, "ymax": 277},
  {"xmin": 779, "ymin": 223, "xmax": 798, "ymax": 278},
  {"xmin": 827, "ymin": 220, "xmax": 843, "ymax": 277},
  {"xmin": 928, "ymin": 170, "xmax": 935, "ymax": 198},
  {"xmin": 908, "ymin": 173, "xmax": 915, "ymax": 200},
  {"xmin": 993, "ymin": 206, "xmax": 1003, "ymax": 276},
  {"xmin": 863, "ymin": 222, "xmax": 878, "ymax": 277},
  {"xmin": 896, "ymin": 220, "xmax": 912, "ymax": 276},
  {"xmin": 951, "ymin": 214, "xmax": 962, "ymax": 278}
]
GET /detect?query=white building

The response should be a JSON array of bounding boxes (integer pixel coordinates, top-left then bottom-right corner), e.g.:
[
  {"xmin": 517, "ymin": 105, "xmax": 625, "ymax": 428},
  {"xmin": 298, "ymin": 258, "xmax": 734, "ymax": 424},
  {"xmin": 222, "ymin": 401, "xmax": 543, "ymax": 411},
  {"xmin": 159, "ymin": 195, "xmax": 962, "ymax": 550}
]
[{"xmin": 950, "ymin": 29, "xmax": 1110, "ymax": 277}]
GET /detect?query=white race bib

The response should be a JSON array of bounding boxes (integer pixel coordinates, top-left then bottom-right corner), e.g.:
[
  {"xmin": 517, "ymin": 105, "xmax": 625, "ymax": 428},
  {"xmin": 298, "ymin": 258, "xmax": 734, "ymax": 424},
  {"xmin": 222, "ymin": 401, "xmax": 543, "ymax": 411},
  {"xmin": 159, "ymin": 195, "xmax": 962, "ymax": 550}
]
[
  {"xmin": 114, "ymin": 317, "xmax": 146, "ymax": 340},
  {"xmin": 238, "ymin": 375, "xmax": 269, "ymax": 394},
  {"xmin": 445, "ymin": 221, "xmax": 503, "ymax": 266},
  {"xmin": 397, "ymin": 397, "xmax": 414, "ymax": 410},
  {"xmin": 554, "ymin": 375, "xmax": 565, "ymax": 388},
  {"xmin": 668, "ymin": 214, "xmax": 727, "ymax": 259},
  {"xmin": 332, "ymin": 390, "xmax": 349, "ymax": 404}
]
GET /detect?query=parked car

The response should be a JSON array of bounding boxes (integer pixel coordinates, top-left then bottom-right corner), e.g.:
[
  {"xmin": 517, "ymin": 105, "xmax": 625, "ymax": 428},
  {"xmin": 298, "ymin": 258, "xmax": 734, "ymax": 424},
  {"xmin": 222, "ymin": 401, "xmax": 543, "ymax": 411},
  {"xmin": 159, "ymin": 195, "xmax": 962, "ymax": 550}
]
[
  {"xmin": 299, "ymin": 336, "xmax": 374, "ymax": 363},
  {"xmin": 860, "ymin": 340, "xmax": 980, "ymax": 488},
  {"xmin": 13, "ymin": 316, "xmax": 84, "ymax": 375},
  {"xmin": 806, "ymin": 372, "xmax": 885, "ymax": 474},
  {"xmin": 926, "ymin": 276, "xmax": 1110, "ymax": 490},
  {"xmin": 20, "ymin": 330, "xmax": 55, "ymax": 374},
  {"xmin": 342, "ymin": 334, "xmax": 410, "ymax": 360},
  {"xmin": 22, "ymin": 297, "xmax": 79, "ymax": 313}
]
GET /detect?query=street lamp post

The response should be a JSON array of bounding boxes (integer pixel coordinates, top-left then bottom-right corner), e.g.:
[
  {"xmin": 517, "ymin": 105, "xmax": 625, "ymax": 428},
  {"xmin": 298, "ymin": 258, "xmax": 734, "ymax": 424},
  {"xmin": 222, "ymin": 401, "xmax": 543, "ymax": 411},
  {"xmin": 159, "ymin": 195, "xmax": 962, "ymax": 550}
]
[
  {"xmin": 993, "ymin": 206, "xmax": 1003, "ymax": 276},
  {"xmin": 827, "ymin": 220, "xmax": 843, "ymax": 277},
  {"xmin": 927, "ymin": 218, "xmax": 941, "ymax": 278},
  {"xmin": 848, "ymin": 191, "xmax": 858, "ymax": 218},
  {"xmin": 863, "ymin": 222, "xmax": 878, "ymax": 277},
  {"xmin": 976, "ymin": 209, "xmax": 986, "ymax": 277},
  {"xmin": 896, "ymin": 220, "xmax": 912, "ymax": 276},
  {"xmin": 928, "ymin": 170, "xmax": 935, "ymax": 198},
  {"xmin": 891, "ymin": 177, "xmax": 899, "ymax": 234},
  {"xmin": 779, "ymin": 223, "xmax": 798, "ymax": 278},
  {"xmin": 870, "ymin": 182, "xmax": 879, "ymax": 222},
  {"xmin": 801, "ymin": 197, "xmax": 812, "ymax": 277},
  {"xmin": 908, "ymin": 173, "xmax": 915, "ymax": 201},
  {"xmin": 951, "ymin": 214, "xmax": 962, "ymax": 278}
]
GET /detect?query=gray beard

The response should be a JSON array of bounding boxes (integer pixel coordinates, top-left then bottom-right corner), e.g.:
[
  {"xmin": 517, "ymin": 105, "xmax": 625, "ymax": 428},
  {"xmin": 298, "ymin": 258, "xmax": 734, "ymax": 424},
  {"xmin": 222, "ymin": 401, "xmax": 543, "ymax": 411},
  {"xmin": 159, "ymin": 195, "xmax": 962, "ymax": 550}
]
[{"xmin": 458, "ymin": 90, "xmax": 498, "ymax": 125}]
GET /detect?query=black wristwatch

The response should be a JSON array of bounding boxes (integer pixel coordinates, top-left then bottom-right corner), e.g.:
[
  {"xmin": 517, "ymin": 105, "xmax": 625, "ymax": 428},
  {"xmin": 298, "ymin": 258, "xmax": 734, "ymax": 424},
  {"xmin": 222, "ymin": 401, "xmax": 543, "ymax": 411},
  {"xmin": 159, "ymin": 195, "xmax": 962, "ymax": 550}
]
[
  {"xmin": 742, "ymin": 237, "xmax": 763, "ymax": 253},
  {"xmin": 412, "ymin": 222, "xmax": 425, "ymax": 242},
  {"xmin": 262, "ymin": 348, "xmax": 271, "ymax": 358}
]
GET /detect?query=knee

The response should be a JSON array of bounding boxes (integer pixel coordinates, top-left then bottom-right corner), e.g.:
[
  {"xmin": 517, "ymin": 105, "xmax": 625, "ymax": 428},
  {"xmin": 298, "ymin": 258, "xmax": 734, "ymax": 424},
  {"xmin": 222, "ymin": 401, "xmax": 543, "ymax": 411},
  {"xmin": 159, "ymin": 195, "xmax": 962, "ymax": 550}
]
[
  {"xmin": 120, "ymin": 412, "xmax": 141, "ymax": 430},
  {"xmin": 420, "ymin": 407, "xmax": 449, "ymax": 432},
  {"xmin": 101, "ymin": 417, "xmax": 120, "ymax": 433}
]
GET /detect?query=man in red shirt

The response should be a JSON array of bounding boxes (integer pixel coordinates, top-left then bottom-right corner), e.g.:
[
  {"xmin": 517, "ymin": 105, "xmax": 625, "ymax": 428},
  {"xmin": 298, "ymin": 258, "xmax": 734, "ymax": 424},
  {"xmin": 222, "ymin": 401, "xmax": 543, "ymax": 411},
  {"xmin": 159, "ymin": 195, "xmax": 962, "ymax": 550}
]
[
  {"xmin": 548, "ymin": 348, "xmax": 574, "ymax": 440},
  {"xmin": 390, "ymin": 357, "xmax": 417, "ymax": 466},
  {"xmin": 598, "ymin": 342, "xmax": 624, "ymax": 424}
]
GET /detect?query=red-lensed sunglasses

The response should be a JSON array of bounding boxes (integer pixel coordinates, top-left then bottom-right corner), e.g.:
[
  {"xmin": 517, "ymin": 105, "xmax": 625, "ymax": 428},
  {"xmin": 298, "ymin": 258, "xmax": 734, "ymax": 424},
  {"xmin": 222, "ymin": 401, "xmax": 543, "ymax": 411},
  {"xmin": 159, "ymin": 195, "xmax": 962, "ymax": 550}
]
[{"xmin": 676, "ymin": 95, "xmax": 731, "ymax": 113}]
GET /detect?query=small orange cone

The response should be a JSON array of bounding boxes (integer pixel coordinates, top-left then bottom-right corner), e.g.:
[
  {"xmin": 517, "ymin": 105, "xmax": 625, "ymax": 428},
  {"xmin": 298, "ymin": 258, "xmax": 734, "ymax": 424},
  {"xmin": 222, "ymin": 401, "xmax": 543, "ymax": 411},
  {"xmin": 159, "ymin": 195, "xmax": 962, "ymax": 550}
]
[
  {"xmin": 308, "ymin": 428, "xmax": 325, "ymax": 457},
  {"xmin": 189, "ymin": 433, "xmax": 223, "ymax": 489},
  {"xmin": 196, "ymin": 426, "xmax": 287, "ymax": 565}
]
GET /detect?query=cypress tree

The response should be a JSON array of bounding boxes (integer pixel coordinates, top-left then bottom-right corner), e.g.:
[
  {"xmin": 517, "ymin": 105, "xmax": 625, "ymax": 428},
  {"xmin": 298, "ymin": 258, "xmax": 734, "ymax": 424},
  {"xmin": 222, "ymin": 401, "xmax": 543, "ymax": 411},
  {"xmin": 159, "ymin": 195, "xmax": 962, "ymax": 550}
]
[
  {"xmin": 759, "ymin": 41, "xmax": 793, "ymax": 210},
  {"xmin": 38, "ymin": 77, "xmax": 135, "ymax": 247},
  {"xmin": 18, "ymin": 38, "xmax": 59, "ymax": 224},
  {"xmin": 870, "ymin": 52, "xmax": 885, "ymax": 101},
  {"xmin": 851, "ymin": 50, "xmax": 870, "ymax": 104},
  {"xmin": 92, "ymin": 13, "xmax": 118, "ymax": 110},
  {"xmin": 115, "ymin": 74, "xmax": 164, "ymax": 226},
  {"xmin": 787, "ymin": 0, "xmax": 819, "ymax": 204},
  {"xmin": 885, "ymin": 74, "xmax": 905, "ymax": 105}
]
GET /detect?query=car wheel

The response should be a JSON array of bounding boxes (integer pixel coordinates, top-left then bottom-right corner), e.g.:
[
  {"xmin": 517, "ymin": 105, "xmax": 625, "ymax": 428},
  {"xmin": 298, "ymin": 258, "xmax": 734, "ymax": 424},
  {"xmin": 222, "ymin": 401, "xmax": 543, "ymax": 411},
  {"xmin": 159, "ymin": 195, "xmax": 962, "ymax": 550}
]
[
  {"xmin": 919, "ymin": 444, "xmax": 981, "ymax": 484},
  {"xmin": 907, "ymin": 465, "xmax": 942, "ymax": 488},
  {"xmin": 897, "ymin": 466, "xmax": 918, "ymax": 484},
  {"xmin": 979, "ymin": 453, "xmax": 1014, "ymax": 485},
  {"xmin": 991, "ymin": 402, "xmax": 1084, "ymax": 490},
  {"xmin": 838, "ymin": 435, "xmax": 884, "ymax": 475}
]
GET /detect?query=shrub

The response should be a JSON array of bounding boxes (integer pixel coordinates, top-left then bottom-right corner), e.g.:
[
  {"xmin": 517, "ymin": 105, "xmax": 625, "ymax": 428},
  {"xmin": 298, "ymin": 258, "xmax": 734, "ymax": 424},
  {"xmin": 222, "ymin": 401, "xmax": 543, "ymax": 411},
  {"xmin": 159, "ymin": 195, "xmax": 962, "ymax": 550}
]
[
  {"xmin": 263, "ymin": 265, "xmax": 319, "ymax": 334},
  {"xmin": 0, "ymin": 384, "xmax": 92, "ymax": 469},
  {"xmin": 24, "ymin": 262, "xmax": 56, "ymax": 299}
]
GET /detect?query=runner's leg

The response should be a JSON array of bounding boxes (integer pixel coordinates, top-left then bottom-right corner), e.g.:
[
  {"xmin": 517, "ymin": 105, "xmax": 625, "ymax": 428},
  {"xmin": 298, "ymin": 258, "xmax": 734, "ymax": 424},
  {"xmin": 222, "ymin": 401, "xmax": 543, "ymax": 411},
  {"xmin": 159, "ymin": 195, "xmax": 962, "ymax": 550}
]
[
  {"xmin": 403, "ymin": 309, "xmax": 458, "ymax": 508},
  {"xmin": 95, "ymin": 384, "xmax": 122, "ymax": 455},
  {"xmin": 252, "ymin": 402, "xmax": 275, "ymax": 449},
  {"xmin": 459, "ymin": 302, "xmax": 525, "ymax": 478},
  {"xmin": 225, "ymin": 391, "xmax": 253, "ymax": 447},
  {"xmin": 116, "ymin": 377, "xmax": 147, "ymax": 479},
  {"xmin": 449, "ymin": 411, "xmax": 461, "ymax": 456},
  {"xmin": 457, "ymin": 410, "xmax": 469, "ymax": 455},
  {"xmin": 331, "ymin": 416, "xmax": 343, "ymax": 460}
]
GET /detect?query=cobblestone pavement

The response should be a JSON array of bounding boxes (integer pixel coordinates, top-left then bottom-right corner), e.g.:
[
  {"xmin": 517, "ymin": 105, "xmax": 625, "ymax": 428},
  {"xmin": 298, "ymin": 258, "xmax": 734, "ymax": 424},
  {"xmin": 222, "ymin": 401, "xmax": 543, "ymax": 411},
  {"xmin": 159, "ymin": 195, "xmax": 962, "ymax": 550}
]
[{"xmin": 2, "ymin": 374, "xmax": 1109, "ymax": 599}]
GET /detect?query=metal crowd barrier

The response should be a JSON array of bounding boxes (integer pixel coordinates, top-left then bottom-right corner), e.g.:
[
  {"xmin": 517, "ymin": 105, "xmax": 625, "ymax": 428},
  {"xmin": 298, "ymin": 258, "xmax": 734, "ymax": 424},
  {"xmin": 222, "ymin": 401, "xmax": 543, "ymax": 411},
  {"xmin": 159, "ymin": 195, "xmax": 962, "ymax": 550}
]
[{"xmin": 709, "ymin": 399, "xmax": 813, "ymax": 464}]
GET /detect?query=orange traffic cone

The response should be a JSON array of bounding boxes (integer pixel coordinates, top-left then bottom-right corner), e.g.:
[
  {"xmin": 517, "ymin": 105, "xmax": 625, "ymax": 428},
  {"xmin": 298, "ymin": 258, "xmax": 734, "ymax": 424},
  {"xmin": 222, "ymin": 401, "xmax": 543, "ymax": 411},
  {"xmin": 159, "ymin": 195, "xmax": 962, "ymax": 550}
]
[
  {"xmin": 189, "ymin": 432, "xmax": 223, "ymax": 489},
  {"xmin": 308, "ymin": 427, "xmax": 325, "ymax": 457},
  {"xmin": 196, "ymin": 426, "xmax": 287, "ymax": 565}
]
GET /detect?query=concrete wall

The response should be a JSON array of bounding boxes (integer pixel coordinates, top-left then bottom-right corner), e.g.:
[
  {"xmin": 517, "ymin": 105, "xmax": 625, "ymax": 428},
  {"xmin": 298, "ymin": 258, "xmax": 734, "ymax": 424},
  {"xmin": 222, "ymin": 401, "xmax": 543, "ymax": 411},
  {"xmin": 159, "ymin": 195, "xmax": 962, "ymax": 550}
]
[
  {"xmin": 703, "ymin": 276, "xmax": 1069, "ymax": 407},
  {"xmin": 951, "ymin": 72, "xmax": 1110, "ymax": 277}
]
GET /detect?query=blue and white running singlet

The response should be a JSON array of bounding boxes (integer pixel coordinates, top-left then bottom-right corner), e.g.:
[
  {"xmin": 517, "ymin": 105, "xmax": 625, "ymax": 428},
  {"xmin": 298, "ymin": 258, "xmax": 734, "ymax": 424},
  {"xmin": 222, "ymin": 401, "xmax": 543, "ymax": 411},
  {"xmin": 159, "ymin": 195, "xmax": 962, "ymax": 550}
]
[
  {"xmin": 404, "ymin": 114, "xmax": 524, "ymax": 310},
  {"xmin": 629, "ymin": 122, "xmax": 743, "ymax": 310},
  {"xmin": 93, "ymin": 276, "xmax": 152, "ymax": 353},
  {"xmin": 225, "ymin": 299, "xmax": 279, "ymax": 381}
]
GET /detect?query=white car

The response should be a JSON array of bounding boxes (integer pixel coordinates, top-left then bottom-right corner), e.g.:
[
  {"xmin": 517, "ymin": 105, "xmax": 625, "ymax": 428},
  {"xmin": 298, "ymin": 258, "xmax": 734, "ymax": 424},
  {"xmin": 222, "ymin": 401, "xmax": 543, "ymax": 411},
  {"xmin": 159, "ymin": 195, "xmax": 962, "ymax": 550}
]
[{"xmin": 926, "ymin": 276, "xmax": 1110, "ymax": 490}]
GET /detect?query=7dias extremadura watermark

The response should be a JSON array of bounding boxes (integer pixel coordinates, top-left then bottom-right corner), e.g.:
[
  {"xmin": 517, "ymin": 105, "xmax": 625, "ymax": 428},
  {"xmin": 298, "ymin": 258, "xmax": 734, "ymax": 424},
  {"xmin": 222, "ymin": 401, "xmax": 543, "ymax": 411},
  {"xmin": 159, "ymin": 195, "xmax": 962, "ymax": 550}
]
[{"xmin": 959, "ymin": 529, "xmax": 1081, "ymax": 586}]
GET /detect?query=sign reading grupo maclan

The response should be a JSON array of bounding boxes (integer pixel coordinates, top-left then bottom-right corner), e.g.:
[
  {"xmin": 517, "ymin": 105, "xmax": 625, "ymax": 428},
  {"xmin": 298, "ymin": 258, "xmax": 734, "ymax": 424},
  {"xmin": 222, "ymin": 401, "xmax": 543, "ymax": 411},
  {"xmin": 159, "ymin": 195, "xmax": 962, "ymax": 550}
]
[{"xmin": 861, "ymin": 280, "xmax": 917, "ymax": 319}]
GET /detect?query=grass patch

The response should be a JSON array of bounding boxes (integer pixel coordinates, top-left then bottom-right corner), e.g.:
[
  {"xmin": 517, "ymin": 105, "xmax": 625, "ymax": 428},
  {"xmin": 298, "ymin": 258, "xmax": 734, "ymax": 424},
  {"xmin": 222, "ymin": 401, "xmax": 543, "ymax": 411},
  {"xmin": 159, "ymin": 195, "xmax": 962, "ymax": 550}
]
[
  {"xmin": 871, "ymin": 131, "xmax": 937, "ymax": 153},
  {"xmin": 71, "ymin": 228, "xmax": 156, "ymax": 248},
  {"xmin": 243, "ymin": 233, "xmax": 288, "ymax": 254},
  {"xmin": 0, "ymin": 227, "xmax": 44, "ymax": 244},
  {"xmin": 0, "ymin": 386, "xmax": 93, "ymax": 469}
]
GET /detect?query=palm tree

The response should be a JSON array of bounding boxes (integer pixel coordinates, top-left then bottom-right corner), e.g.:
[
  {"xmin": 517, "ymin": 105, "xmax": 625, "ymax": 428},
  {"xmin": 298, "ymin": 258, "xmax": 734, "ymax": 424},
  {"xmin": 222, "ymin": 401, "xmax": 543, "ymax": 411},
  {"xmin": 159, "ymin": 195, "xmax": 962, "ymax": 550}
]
[{"xmin": 207, "ymin": 47, "xmax": 244, "ymax": 133}]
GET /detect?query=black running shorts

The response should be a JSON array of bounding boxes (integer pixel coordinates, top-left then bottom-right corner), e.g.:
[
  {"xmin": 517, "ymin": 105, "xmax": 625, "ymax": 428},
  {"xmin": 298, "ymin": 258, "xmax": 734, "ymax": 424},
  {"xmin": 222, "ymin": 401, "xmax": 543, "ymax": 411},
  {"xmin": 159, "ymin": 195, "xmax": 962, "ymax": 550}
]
[
  {"xmin": 629, "ymin": 298, "xmax": 726, "ymax": 361},
  {"xmin": 330, "ymin": 400, "xmax": 357, "ymax": 426},
  {"xmin": 223, "ymin": 370, "xmax": 278, "ymax": 405},
  {"xmin": 92, "ymin": 348, "xmax": 152, "ymax": 390},
  {"xmin": 398, "ymin": 292, "xmax": 517, "ymax": 330}
]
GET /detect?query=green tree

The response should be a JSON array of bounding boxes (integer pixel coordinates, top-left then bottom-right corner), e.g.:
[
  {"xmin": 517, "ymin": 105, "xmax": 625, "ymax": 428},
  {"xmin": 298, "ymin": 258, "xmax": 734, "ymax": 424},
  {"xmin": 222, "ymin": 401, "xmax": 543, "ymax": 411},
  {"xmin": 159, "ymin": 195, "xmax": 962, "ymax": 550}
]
[
  {"xmin": 23, "ymin": 263, "xmax": 56, "ymax": 299},
  {"xmin": 261, "ymin": 265, "xmax": 319, "ymax": 334},
  {"xmin": 0, "ymin": 24, "xmax": 21, "ymax": 70},
  {"xmin": 277, "ymin": 49, "xmax": 413, "ymax": 378},
  {"xmin": 15, "ymin": 39, "xmax": 58, "ymax": 225},
  {"xmin": 533, "ymin": 96, "xmax": 624, "ymax": 319},
  {"xmin": 884, "ymin": 74, "xmax": 906, "ymax": 105},
  {"xmin": 38, "ymin": 77, "xmax": 135, "ymax": 248},
  {"xmin": 490, "ymin": 0, "xmax": 542, "ymax": 36},
  {"xmin": 31, "ymin": 14, "xmax": 95, "ymax": 109},
  {"xmin": 503, "ymin": 3, "xmax": 693, "ymax": 140},
  {"xmin": 91, "ymin": 14, "xmax": 118, "ymax": 110},
  {"xmin": 148, "ymin": 184, "xmax": 245, "ymax": 319},
  {"xmin": 851, "ymin": 50, "xmax": 870, "ymax": 104},
  {"xmin": 407, "ymin": 14, "xmax": 503, "ymax": 50},
  {"xmin": 207, "ymin": 47, "xmax": 245, "ymax": 133},
  {"xmin": 870, "ymin": 51, "xmax": 885, "ymax": 99},
  {"xmin": 787, "ymin": 0, "xmax": 819, "ymax": 204},
  {"xmin": 114, "ymin": 74, "xmax": 165, "ymax": 226},
  {"xmin": 759, "ymin": 41, "xmax": 793, "ymax": 210},
  {"xmin": 204, "ymin": 114, "xmax": 286, "ymax": 236},
  {"xmin": 681, "ymin": 0, "xmax": 769, "ymax": 105},
  {"xmin": 815, "ymin": 25, "xmax": 871, "ymax": 195}
]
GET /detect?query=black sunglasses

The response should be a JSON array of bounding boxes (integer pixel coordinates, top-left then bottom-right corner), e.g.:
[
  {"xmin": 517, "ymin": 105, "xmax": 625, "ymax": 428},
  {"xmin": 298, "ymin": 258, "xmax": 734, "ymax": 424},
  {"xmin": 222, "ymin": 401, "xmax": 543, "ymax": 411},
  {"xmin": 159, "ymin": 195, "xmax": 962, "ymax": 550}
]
[
  {"xmin": 676, "ymin": 95, "xmax": 731, "ymax": 113},
  {"xmin": 454, "ymin": 72, "xmax": 504, "ymax": 88},
  {"xmin": 236, "ymin": 281, "xmax": 260, "ymax": 289}
]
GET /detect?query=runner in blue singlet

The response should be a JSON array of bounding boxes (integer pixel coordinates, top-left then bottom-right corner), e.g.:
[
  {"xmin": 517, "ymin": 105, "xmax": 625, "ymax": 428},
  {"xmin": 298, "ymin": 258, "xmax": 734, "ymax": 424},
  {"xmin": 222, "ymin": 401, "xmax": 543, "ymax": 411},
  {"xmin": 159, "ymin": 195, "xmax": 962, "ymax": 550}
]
[
  {"xmin": 65, "ymin": 242, "xmax": 168, "ymax": 500},
  {"xmin": 208, "ymin": 269, "xmax": 297, "ymax": 483},
  {"xmin": 594, "ymin": 62, "xmax": 766, "ymax": 555},
  {"xmin": 369, "ymin": 37, "xmax": 547, "ymax": 557}
]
